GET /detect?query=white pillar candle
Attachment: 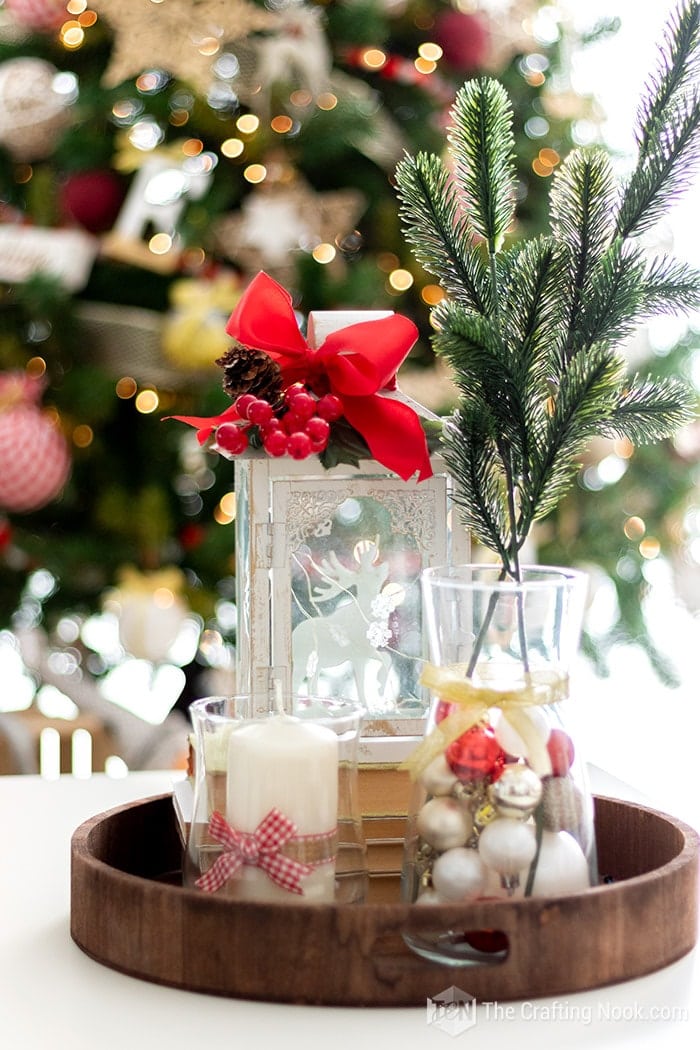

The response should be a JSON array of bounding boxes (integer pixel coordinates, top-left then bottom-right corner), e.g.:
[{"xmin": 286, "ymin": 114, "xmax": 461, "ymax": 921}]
[{"xmin": 225, "ymin": 714, "xmax": 339, "ymax": 902}]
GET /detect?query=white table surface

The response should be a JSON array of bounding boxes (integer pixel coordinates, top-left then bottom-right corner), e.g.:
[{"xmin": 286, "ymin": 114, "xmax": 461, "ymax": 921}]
[{"xmin": 0, "ymin": 768, "xmax": 698, "ymax": 1050}]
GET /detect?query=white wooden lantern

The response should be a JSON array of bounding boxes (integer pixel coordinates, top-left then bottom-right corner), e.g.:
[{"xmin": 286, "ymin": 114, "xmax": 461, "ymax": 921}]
[{"xmin": 234, "ymin": 310, "xmax": 469, "ymax": 751}]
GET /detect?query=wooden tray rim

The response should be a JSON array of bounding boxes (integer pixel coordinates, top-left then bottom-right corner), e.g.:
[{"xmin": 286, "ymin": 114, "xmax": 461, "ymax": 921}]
[{"xmin": 70, "ymin": 792, "xmax": 700, "ymax": 923}]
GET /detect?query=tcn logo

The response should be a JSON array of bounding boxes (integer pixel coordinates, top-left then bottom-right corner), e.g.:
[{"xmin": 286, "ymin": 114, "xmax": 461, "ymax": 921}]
[{"xmin": 426, "ymin": 986, "xmax": 477, "ymax": 1036}]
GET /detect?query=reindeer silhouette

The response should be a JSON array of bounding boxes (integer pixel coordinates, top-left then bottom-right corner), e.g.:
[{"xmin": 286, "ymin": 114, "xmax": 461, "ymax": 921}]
[{"xmin": 292, "ymin": 541, "xmax": 400, "ymax": 712}]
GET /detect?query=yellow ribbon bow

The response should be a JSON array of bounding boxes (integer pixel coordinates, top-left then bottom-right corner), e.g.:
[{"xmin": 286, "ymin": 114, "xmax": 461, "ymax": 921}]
[{"xmin": 401, "ymin": 662, "xmax": 570, "ymax": 781}]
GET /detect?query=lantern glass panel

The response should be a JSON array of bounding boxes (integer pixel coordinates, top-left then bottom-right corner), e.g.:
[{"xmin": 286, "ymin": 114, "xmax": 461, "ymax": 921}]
[{"xmin": 234, "ymin": 454, "xmax": 469, "ymax": 727}]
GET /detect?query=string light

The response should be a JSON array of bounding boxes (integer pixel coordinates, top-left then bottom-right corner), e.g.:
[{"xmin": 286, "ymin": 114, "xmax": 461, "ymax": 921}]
[
  {"xmin": 116, "ymin": 377, "xmax": 138, "ymax": 399},
  {"xmin": 421, "ymin": 285, "xmax": 445, "ymax": 306},
  {"xmin": 377, "ymin": 252, "xmax": 400, "ymax": 273},
  {"xmin": 221, "ymin": 138, "xmax": 244, "ymax": 158},
  {"xmin": 148, "ymin": 232, "xmax": 173, "ymax": 255},
  {"xmin": 290, "ymin": 90, "xmax": 313, "ymax": 107},
  {"xmin": 215, "ymin": 493, "xmax": 237, "ymax": 525},
  {"xmin": 60, "ymin": 21, "xmax": 84, "ymax": 49},
  {"xmin": 316, "ymin": 93, "xmax": 338, "ymax": 111},
  {"xmin": 414, "ymin": 58, "xmax": 437, "ymax": 75},
  {"xmin": 236, "ymin": 114, "xmax": 260, "ymax": 135},
  {"xmin": 532, "ymin": 147, "xmax": 561, "ymax": 177},
  {"xmin": 388, "ymin": 268, "xmax": 414, "ymax": 293},
  {"xmin": 639, "ymin": 537, "xmax": 661, "ymax": 560},
  {"xmin": 271, "ymin": 115, "xmax": 294, "ymax": 134},
  {"xmin": 361, "ymin": 49, "xmax": 387, "ymax": 70},
  {"xmin": 243, "ymin": 163, "xmax": 267, "ymax": 184},
  {"xmin": 624, "ymin": 516, "xmax": 646, "ymax": 541},
  {"xmin": 418, "ymin": 43, "xmax": 443, "ymax": 62},
  {"xmin": 312, "ymin": 243, "xmax": 336, "ymax": 264},
  {"xmin": 135, "ymin": 389, "xmax": 160, "ymax": 414},
  {"xmin": 26, "ymin": 357, "xmax": 47, "ymax": 378},
  {"xmin": 72, "ymin": 425, "xmax": 94, "ymax": 448}
]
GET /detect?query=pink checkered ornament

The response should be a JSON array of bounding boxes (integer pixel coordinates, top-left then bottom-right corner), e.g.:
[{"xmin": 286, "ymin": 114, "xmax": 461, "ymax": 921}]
[
  {"xmin": 0, "ymin": 373, "xmax": 71, "ymax": 513},
  {"xmin": 4, "ymin": 0, "xmax": 67, "ymax": 32}
]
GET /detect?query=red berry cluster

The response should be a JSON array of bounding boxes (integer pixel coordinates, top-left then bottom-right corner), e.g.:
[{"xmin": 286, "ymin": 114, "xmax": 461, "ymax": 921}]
[{"xmin": 213, "ymin": 384, "xmax": 343, "ymax": 461}]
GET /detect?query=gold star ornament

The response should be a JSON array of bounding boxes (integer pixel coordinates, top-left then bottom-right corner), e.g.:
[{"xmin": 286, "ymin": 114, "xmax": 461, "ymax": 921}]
[{"xmin": 91, "ymin": 0, "xmax": 277, "ymax": 95}]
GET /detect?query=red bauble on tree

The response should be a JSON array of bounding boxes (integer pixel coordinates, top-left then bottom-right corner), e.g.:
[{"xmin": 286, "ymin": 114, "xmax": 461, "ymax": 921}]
[
  {"xmin": 446, "ymin": 723, "xmax": 506, "ymax": 783},
  {"xmin": 0, "ymin": 373, "xmax": 71, "ymax": 513},
  {"xmin": 60, "ymin": 169, "xmax": 126, "ymax": 234},
  {"xmin": 434, "ymin": 10, "xmax": 491, "ymax": 73},
  {"xmin": 5, "ymin": 0, "xmax": 67, "ymax": 32}
]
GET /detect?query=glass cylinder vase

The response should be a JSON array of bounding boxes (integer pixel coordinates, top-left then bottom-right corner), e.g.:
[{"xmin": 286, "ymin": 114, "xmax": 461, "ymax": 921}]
[
  {"xmin": 185, "ymin": 693, "xmax": 368, "ymax": 904},
  {"xmin": 401, "ymin": 564, "xmax": 597, "ymax": 965}
]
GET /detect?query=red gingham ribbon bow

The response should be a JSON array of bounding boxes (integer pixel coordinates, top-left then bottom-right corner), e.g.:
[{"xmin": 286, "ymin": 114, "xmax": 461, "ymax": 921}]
[{"xmin": 195, "ymin": 809, "xmax": 314, "ymax": 895}]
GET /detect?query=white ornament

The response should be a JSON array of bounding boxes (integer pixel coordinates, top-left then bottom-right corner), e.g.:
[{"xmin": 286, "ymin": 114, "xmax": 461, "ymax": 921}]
[
  {"xmin": 418, "ymin": 752, "xmax": 458, "ymax": 797},
  {"xmin": 494, "ymin": 706, "xmax": 550, "ymax": 759},
  {"xmin": 416, "ymin": 797, "xmax": 471, "ymax": 851},
  {"xmin": 102, "ymin": 155, "xmax": 214, "ymax": 271},
  {"xmin": 0, "ymin": 57, "xmax": 72, "ymax": 161},
  {"xmin": 415, "ymin": 889, "xmax": 443, "ymax": 905},
  {"xmin": 478, "ymin": 817, "xmax": 536, "ymax": 875},
  {"xmin": 253, "ymin": 5, "xmax": 332, "ymax": 105},
  {"xmin": 530, "ymin": 830, "xmax": 591, "ymax": 897},
  {"xmin": 0, "ymin": 226, "xmax": 97, "ymax": 292},
  {"xmin": 432, "ymin": 847, "xmax": 487, "ymax": 901}
]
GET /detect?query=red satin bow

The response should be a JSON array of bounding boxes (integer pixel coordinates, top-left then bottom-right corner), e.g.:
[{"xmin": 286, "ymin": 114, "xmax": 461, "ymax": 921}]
[
  {"xmin": 195, "ymin": 808, "xmax": 314, "ymax": 895},
  {"xmin": 177, "ymin": 272, "xmax": 432, "ymax": 481}
]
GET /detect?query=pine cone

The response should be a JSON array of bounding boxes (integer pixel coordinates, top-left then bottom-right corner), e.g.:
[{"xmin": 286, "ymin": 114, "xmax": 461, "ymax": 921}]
[{"xmin": 216, "ymin": 345, "xmax": 284, "ymax": 407}]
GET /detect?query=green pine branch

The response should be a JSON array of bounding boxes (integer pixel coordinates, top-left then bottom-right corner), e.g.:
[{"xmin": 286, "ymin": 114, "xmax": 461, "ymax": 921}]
[
  {"xmin": 602, "ymin": 374, "xmax": 696, "ymax": 445},
  {"xmin": 448, "ymin": 78, "xmax": 517, "ymax": 253},
  {"xmin": 641, "ymin": 255, "xmax": 700, "ymax": 314},
  {"xmin": 635, "ymin": 2, "xmax": 700, "ymax": 162},
  {"xmin": 394, "ymin": 0, "xmax": 699, "ymax": 579},
  {"xmin": 394, "ymin": 152, "xmax": 490, "ymax": 313},
  {"xmin": 616, "ymin": 2, "xmax": 700, "ymax": 238}
]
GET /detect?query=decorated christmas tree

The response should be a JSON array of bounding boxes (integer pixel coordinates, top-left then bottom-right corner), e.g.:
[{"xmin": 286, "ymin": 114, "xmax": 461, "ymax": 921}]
[{"xmin": 0, "ymin": 0, "xmax": 695, "ymax": 766}]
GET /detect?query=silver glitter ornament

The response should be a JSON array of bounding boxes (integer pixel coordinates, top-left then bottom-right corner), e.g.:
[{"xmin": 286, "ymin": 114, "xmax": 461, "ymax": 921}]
[{"xmin": 489, "ymin": 763, "xmax": 542, "ymax": 819}]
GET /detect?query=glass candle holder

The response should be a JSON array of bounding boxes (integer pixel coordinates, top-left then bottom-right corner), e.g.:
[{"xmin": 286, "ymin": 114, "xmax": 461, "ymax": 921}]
[
  {"xmin": 401, "ymin": 565, "xmax": 597, "ymax": 965},
  {"xmin": 185, "ymin": 693, "xmax": 367, "ymax": 904}
]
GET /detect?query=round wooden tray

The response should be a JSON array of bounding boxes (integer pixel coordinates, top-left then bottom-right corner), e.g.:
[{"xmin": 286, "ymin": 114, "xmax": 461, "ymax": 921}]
[{"xmin": 70, "ymin": 794, "xmax": 699, "ymax": 1006}]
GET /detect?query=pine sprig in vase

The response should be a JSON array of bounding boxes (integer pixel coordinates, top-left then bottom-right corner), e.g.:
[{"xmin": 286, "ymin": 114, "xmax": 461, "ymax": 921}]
[{"xmin": 395, "ymin": 0, "xmax": 700, "ymax": 583}]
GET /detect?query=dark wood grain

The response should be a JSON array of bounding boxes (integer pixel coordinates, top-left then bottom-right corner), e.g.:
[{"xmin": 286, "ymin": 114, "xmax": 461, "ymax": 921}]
[{"xmin": 70, "ymin": 794, "xmax": 699, "ymax": 1005}]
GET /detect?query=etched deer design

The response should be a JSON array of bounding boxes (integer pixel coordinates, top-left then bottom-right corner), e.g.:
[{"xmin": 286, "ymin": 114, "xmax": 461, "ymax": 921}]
[{"xmin": 292, "ymin": 541, "xmax": 397, "ymax": 712}]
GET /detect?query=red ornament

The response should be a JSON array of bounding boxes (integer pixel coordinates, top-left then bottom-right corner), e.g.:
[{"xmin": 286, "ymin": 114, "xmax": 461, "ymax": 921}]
[
  {"xmin": 434, "ymin": 698, "xmax": 457, "ymax": 724},
  {"xmin": 0, "ymin": 374, "xmax": 71, "ymax": 513},
  {"xmin": 434, "ymin": 11, "xmax": 491, "ymax": 73},
  {"xmin": 462, "ymin": 928, "xmax": 509, "ymax": 954},
  {"xmin": 5, "ymin": 0, "xmax": 67, "ymax": 32},
  {"xmin": 447, "ymin": 723, "xmax": 506, "ymax": 783},
  {"xmin": 179, "ymin": 523, "xmax": 206, "ymax": 550},
  {"xmin": 547, "ymin": 728, "xmax": 575, "ymax": 776},
  {"xmin": 0, "ymin": 516, "xmax": 13, "ymax": 549},
  {"xmin": 60, "ymin": 169, "xmax": 126, "ymax": 234}
]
